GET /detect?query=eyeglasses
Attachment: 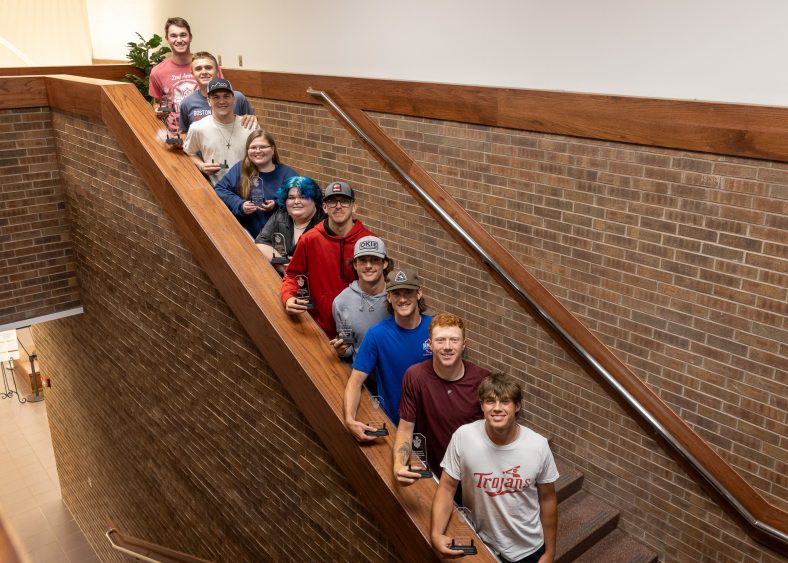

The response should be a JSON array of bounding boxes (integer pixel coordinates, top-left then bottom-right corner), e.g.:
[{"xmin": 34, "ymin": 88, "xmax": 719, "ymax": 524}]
[
  {"xmin": 324, "ymin": 198, "xmax": 353, "ymax": 208},
  {"xmin": 248, "ymin": 145, "xmax": 272, "ymax": 152}
]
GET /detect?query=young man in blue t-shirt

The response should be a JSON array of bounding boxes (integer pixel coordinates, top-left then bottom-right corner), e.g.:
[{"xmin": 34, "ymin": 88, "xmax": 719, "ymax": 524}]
[{"xmin": 343, "ymin": 269, "xmax": 432, "ymax": 441}]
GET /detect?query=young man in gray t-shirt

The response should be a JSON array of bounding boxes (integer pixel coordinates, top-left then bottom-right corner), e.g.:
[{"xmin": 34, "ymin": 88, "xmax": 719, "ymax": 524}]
[{"xmin": 431, "ymin": 373, "xmax": 559, "ymax": 563}]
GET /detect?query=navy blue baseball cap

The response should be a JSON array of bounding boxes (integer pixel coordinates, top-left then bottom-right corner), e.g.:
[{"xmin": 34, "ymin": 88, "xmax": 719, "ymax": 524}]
[{"xmin": 207, "ymin": 78, "xmax": 233, "ymax": 95}]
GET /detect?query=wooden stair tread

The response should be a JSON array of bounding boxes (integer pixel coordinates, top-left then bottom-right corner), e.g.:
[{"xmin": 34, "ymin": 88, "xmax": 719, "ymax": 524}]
[
  {"xmin": 574, "ymin": 529, "xmax": 658, "ymax": 563},
  {"xmin": 556, "ymin": 490, "xmax": 619, "ymax": 562},
  {"xmin": 554, "ymin": 457, "xmax": 584, "ymax": 502}
]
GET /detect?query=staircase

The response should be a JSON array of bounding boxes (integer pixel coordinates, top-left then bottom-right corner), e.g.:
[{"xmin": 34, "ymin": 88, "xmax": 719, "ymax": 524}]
[{"xmin": 554, "ymin": 456, "xmax": 658, "ymax": 562}]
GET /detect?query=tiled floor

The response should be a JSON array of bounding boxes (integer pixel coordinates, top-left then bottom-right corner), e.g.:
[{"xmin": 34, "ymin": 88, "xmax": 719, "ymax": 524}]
[{"xmin": 0, "ymin": 381, "xmax": 99, "ymax": 563}]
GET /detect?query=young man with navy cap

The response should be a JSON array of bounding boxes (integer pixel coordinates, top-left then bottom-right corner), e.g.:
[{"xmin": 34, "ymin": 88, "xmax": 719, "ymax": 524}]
[
  {"xmin": 179, "ymin": 51, "xmax": 257, "ymax": 133},
  {"xmin": 281, "ymin": 181, "xmax": 375, "ymax": 338},
  {"xmin": 183, "ymin": 77, "xmax": 253, "ymax": 185}
]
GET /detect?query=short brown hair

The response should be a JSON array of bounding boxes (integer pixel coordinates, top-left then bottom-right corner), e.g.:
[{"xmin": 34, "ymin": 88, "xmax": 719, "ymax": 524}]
[
  {"xmin": 478, "ymin": 373, "xmax": 523, "ymax": 405},
  {"xmin": 429, "ymin": 312, "xmax": 465, "ymax": 339},
  {"xmin": 191, "ymin": 51, "xmax": 218, "ymax": 69},
  {"xmin": 165, "ymin": 17, "xmax": 192, "ymax": 37}
]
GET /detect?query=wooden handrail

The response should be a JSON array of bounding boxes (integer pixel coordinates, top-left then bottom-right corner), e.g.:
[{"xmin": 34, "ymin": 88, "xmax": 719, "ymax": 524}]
[
  {"xmin": 2, "ymin": 64, "xmax": 788, "ymax": 163},
  {"xmin": 0, "ymin": 74, "xmax": 494, "ymax": 561},
  {"xmin": 304, "ymin": 87, "xmax": 788, "ymax": 553},
  {"xmin": 0, "ymin": 64, "xmax": 139, "ymax": 82},
  {"xmin": 222, "ymin": 69, "xmax": 788, "ymax": 164}
]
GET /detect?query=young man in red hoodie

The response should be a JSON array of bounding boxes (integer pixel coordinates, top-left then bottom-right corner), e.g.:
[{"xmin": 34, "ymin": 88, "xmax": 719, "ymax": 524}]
[{"xmin": 281, "ymin": 181, "xmax": 375, "ymax": 338}]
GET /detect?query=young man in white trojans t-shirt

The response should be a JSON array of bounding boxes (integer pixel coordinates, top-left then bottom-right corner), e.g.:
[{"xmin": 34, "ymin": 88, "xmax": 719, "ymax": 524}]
[{"xmin": 431, "ymin": 373, "xmax": 559, "ymax": 563}]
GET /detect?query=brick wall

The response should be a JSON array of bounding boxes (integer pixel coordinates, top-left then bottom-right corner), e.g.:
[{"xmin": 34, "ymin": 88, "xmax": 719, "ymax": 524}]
[
  {"xmin": 0, "ymin": 108, "xmax": 80, "ymax": 326},
  {"xmin": 33, "ymin": 112, "xmax": 397, "ymax": 562},
  {"xmin": 19, "ymin": 95, "xmax": 785, "ymax": 561},
  {"xmin": 254, "ymin": 99, "xmax": 787, "ymax": 562}
]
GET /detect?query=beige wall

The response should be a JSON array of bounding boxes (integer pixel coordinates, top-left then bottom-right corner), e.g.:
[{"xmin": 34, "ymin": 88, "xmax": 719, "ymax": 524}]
[
  {"xmin": 86, "ymin": 0, "xmax": 159, "ymax": 62},
  {"xmin": 0, "ymin": 1, "xmax": 92, "ymax": 66},
  {"xmin": 6, "ymin": 1, "xmax": 787, "ymax": 103},
  {"xmin": 153, "ymin": 0, "xmax": 788, "ymax": 105}
]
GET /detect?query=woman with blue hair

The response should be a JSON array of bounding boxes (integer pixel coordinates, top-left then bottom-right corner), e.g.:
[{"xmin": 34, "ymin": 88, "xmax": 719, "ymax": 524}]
[{"xmin": 255, "ymin": 176, "xmax": 326, "ymax": 273}]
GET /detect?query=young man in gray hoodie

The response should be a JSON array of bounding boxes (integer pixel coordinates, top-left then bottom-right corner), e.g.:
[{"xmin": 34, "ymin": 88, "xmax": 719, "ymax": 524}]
[{"xmin": 329, "ymin": 236, "xmax": 392, "ymax": 365}]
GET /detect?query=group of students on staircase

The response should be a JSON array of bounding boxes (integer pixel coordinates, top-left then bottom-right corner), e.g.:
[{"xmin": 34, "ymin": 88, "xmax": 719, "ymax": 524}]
[{"xmin": 150, "ymin": 16, "xmax": 559, "ymax": 563}]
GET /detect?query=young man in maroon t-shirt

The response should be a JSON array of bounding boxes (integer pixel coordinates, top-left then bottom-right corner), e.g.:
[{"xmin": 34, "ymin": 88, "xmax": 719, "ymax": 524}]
[{"xmin": 393, "ymin": 312, "xmax": 490, "ymax": 484}]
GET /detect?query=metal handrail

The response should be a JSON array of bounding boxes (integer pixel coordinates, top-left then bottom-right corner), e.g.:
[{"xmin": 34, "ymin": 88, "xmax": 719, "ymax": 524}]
[
  {"xmin": 106, "ymin": 528, "xmax": 213, "ymax": 563},
  {"xmin": 306, "ymin": 87, "xmax": 788, "ymax": 548}
]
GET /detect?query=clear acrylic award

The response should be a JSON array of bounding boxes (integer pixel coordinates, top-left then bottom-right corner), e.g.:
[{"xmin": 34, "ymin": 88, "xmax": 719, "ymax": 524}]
[
  {"xmin": 451, "ymin": 506, "xmax": 478, "ymax": 555},
  {"xmin": 271, "ymin": 232, "xmax": 288, "ymax": 265},
  {"xmin": 250, "ymin": 176, "xmax": 265, "ymax": 209},
  {"xmin": 407, "ymin": 432, "xmax": 432, "ymax": 478},
  {"xmin": 337, "ymin": 307, "xmax": 355, "ymax": 345},
  {"xmin": 364, "ymin": 395, "xmax": 389, "ymax": 437},
  {"xmin": 295, "ymin": 274, "xmax": 313, "ymax": 309}
]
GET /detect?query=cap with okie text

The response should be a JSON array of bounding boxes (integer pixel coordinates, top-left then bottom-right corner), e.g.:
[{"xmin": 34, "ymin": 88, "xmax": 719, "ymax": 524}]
[
  {"xmin": 386, "ymin": 269, "xmax": 422, "ymax": 291},
  {"xmin": 354, "ymin": 236, "xmax": 387, "ymax": 260},
  {"xmin": 207, "ymin": 78, "xmax": 233, "ymax": 95},
  {"xmin": 323, "ymin": 181, "xmax": 354, "ymax": 200}
]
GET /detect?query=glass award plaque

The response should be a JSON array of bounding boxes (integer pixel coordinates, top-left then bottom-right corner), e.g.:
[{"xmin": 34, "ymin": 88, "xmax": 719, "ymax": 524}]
[
  {"xmin": 158, "ymin": 87, "xmax": 176, "ymax": 113},
  {"xmin": 407, "ymin": 433, "xmax": 432, "ymax": 478},
  {"xmin": 364, "ymin": 395, "xmax": 389, "ymax": 437},
  {"xmin": 450, "ymin": 507, "xmax": 478, "ymax": 555},
  {"xmin": 337, "ymin": 307, "xmax": 355, "ymax": 345},
  {"xmin": 295, "ymin": 274, "xmax": 313, "ymax": 309},
  {"xmin": 271, "ymin": 232, "xmax": 288, "ymax": 265},
  {"xmin": 250, "ymin": 177, "xmax": 265, "ymax": 209},
  {"xmin": 159, "ymin": 88, "xmax": 182, "ymax": 146}
]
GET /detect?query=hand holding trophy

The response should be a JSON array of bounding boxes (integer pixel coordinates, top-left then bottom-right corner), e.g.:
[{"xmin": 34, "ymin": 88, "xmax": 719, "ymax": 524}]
[
  {"xmin": 407, "ymin": 433, "xmax": 432, "ymax": 478},
  {"xmin": 337, "ymin": 307, "xmax": 355, "ymax": 345},
  {"xmin": 450, "ymin": 507, "xmax": 478, "ymax": 555},
  {"xmin": 363, "ymin": 395, "xmax": 389, "ymax": 437},
  {"xmin": 271, "ymin": 232, "xmax": 289, "ymax": 265},
  {"xmin": 295, "ymin": 274, "xmax": 314, "ymax": 310}
]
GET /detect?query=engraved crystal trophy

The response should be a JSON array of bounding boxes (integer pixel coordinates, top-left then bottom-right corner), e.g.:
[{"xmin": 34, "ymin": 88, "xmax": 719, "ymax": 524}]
[
  {"xmin": 364, "ymin": 395, "xmax": 389, "ymax": 437},
  {"xmin": 295, "ymin": 274, "xmax": 313, "ymax": 309},
  {"xmin": 158, "ymin": 87, "xmax": 175, "ymax": 113},
  {"xmin": 250, "ymin": 176, "xmax": 265, "ymax": 208},
  {"xmin": 271, "ymin": 232, "xmax": 288, "ymax": 265},
  {"xmin": 159, "ymin": 87, "xmax": 182, "ymax": 145},
  {"xmin": 450, "ymin": 506, "xmax": 478, "ymax": 555},
  {"xmin": 407, "ymin": 432, "xmax": 432, "ymax": 478},
  {"xmin": 337, "ymin": 307, "xmax": 355, "ymax": 345}
]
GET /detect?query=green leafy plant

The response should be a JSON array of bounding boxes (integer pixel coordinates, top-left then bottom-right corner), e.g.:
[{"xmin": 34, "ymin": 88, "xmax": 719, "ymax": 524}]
[{"xmin": 123, "ymin": 33, "xmax": 171, "ymax": 102}]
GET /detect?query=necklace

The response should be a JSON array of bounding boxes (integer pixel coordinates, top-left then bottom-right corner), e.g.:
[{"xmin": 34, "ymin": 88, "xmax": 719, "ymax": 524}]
[
  {"xmin": 215, "ymin": 118, "xmax": 236, "ymax": 149},
  {"xmin": 359, "ymin": 292, "xmax": 384, "ymax": 312},
  {"xmin": 293, "ymin": 212, "xmax": 315, "ymax": 232}
]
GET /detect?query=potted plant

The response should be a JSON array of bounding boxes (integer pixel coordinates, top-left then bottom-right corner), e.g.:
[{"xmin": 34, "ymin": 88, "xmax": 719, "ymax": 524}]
[{"xmin": 123, "ymin": 33, "xmax": 171, "ymax": 102}]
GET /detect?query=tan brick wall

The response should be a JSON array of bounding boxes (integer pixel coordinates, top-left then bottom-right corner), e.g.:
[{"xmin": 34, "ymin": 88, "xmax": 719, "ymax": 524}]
[
  {"xmin": 0, "ymin": 107, "xmax": 80, "ymax": 326},
  {"xmin": 254, "ymin": 98, "xmax": 787, "ymax": 562},
  {"xmin": 33, "ymin": 111, "xmax": 397, "ymax": 562}
]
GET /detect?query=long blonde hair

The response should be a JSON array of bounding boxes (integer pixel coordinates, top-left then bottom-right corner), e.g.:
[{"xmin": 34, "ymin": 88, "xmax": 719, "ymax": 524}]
[{"xmin": 239, "ymin": 129, "xmax": 281, "ymax": 199}]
